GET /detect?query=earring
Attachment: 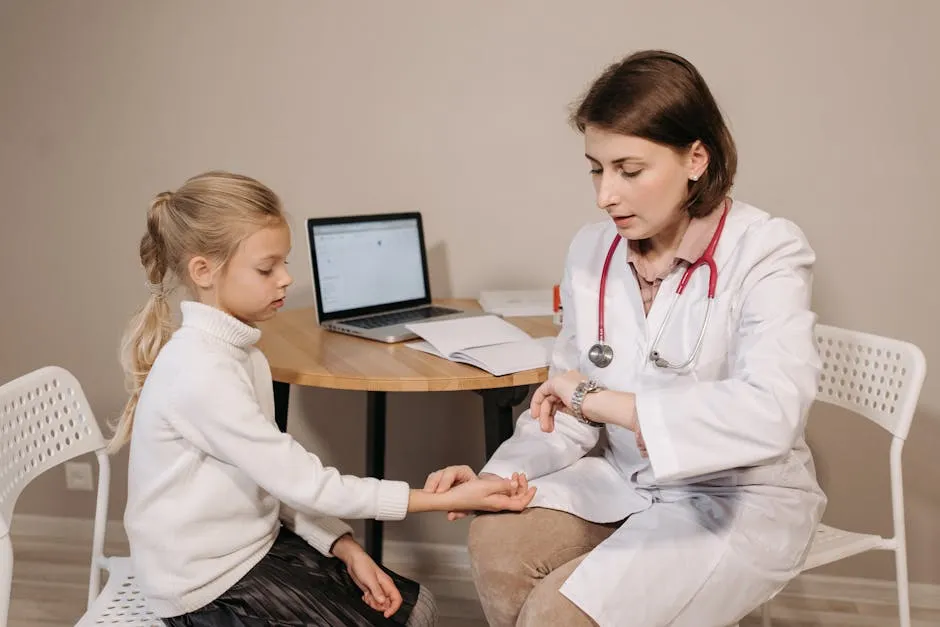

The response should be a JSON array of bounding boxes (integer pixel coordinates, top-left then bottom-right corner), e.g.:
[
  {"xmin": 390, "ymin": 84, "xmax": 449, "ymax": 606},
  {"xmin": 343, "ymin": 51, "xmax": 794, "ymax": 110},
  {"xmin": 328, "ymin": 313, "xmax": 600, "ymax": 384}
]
[{"xmin": 690, "ymin": 174, "xmax": 700, "ymax": 182}]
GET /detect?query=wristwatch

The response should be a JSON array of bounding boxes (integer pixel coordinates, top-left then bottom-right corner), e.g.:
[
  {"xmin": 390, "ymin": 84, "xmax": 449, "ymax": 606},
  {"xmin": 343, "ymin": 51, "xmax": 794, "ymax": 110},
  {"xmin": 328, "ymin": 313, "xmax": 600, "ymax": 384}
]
[{"xmin": 570, "ymin": 379, "xmax": 605, "ymax": 427}]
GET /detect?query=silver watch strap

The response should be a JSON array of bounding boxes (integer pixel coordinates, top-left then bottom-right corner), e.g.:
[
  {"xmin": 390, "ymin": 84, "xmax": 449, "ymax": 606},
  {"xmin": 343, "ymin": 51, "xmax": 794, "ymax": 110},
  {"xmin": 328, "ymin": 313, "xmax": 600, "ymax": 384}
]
[{"xmin": 570, "ymin": 379, "xmax": 604, "ymax": 427}]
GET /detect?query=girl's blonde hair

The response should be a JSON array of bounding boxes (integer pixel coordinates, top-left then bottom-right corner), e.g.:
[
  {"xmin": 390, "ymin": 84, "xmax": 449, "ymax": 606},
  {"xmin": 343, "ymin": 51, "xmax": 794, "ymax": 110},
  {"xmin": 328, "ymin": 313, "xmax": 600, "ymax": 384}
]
[{"xmin": 108, "ymin": 171, "xmax": 286, "ymax": 454}]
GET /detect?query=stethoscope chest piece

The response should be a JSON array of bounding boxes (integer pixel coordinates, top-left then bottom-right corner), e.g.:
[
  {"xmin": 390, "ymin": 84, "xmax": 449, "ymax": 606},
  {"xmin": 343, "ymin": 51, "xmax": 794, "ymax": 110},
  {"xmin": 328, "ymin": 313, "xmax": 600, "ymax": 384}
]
[{"xmin": 588, "ymin": 342, "xmax": 614, "ymax": 368}]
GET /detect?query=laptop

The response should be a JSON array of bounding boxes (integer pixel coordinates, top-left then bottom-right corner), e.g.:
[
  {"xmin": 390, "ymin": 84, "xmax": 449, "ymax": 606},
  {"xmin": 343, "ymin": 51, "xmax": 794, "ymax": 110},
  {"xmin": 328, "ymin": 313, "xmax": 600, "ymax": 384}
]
[{"xmin": 306, "ymin": 212, "xmax": 478, "ymax": 343}]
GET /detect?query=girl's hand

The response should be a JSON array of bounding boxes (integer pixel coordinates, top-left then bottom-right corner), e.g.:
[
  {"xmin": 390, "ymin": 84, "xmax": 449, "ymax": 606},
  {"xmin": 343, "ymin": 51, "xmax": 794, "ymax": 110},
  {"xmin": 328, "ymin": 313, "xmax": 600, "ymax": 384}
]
[
  {"xmin": 530, "ymin": 370, "xmax": 586, "ymax": 432},
  {"xmin": 444, "ymin": 474, "xmax": 536, "ymax": 513},
  {"xmin": 333, "ymin": 536, "xmax": 402, "ymax": 618}
]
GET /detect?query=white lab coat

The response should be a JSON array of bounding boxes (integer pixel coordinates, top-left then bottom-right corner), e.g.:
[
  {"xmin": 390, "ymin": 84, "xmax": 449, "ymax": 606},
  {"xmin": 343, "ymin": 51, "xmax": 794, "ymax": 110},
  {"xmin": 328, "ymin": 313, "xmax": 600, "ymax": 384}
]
[{"xmin": 481, "ymin": 200, "xmax": 827, "ymax": 627}]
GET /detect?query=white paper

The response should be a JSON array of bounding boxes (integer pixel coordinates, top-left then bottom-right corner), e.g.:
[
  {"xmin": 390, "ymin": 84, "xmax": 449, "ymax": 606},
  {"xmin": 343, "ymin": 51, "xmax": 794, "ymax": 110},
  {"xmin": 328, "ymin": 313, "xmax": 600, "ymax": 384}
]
[
  {"xmin": 405, "ymin": 314, "xmax": 531, "ymax": 357},
  {"xmin": 479, "ymin": 289, "xmax": 554, "ymax": 317},
  {"xmin": 404, "ymin": 315, "xmax": 554, "ymax": 376},
  {"xmin": 405, "ymin": 337, "xmax": 555, "ymax": 376},
  {"xmin": 455, "ymin": 337, "xmax": 556, "ymax": 376}
]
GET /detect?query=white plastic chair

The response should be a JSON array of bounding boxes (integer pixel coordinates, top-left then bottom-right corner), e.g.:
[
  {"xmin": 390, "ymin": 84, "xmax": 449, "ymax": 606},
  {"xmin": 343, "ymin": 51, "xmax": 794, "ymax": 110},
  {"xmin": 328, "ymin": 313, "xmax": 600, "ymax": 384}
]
[
  {"xmin": 0, "ymin": 366, "xmax": 162, "ymax": 626},
  {"xmin": 758, "ymin": 324, "xmax": 927, "ymax": 627}
]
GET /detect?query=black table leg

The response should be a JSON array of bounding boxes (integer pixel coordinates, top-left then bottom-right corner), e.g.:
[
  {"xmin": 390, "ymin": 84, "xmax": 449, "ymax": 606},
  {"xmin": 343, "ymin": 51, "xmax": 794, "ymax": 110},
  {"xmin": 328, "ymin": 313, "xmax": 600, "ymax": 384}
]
[
  {"xmin": 478, "ymin": 385, "xmax": 530, "ymax": 462},
  {"xmin": 365, "ymin": 391, "xmax": 386, "ymax": 562},
  {"xmin": 273, "ymin": 381, "xmax": 290, "ymax": 433}
]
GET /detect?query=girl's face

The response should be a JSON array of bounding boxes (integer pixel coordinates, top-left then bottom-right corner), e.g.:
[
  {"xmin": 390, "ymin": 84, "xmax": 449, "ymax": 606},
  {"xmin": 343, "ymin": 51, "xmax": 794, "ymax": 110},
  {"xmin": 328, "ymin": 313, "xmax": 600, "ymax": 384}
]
[
  {"xmin": 191, "ymin": 223, "xmax": 293, "ymax": 325},
  {"xmin": 584, "ymin": 125, "xmax": 708, "ymax": 241}
]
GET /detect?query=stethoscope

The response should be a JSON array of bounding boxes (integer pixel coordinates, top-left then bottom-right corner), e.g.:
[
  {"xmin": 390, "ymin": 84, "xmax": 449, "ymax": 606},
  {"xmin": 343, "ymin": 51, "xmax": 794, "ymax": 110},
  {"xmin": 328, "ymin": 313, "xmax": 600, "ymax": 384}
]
[{"xmin": 588, "ymin": 200, "xmax": 731, "ymax": 370}]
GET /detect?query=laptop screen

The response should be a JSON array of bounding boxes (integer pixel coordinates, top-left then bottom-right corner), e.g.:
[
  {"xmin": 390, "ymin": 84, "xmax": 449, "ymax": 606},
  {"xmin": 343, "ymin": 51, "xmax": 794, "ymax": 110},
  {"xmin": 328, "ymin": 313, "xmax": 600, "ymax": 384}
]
[{"xmin": 308, "ymin": 214, "xmax": 430, "ymax": 319}]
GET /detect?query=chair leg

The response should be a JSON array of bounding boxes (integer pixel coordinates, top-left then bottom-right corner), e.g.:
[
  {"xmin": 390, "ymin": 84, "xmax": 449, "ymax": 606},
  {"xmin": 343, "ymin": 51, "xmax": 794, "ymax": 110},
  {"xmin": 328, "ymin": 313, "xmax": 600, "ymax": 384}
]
[
  {"xmin": 761, "ymin": 601, "xmax": 772, "ymax": 627},
  {"xmin": 896, "ymin": 548, "xmax": 911, "ymax": 627},
  {"xmin": 1, "ymin": 534, "xmax": 12, "ymax": 627}
]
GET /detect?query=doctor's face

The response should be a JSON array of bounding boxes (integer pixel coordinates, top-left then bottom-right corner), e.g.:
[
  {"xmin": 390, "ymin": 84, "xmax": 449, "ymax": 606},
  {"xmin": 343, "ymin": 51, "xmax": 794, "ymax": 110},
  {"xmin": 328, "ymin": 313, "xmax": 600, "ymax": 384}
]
[{"xmin": 584, "ymin": 125, "xmax": 704, "ymax": 240}]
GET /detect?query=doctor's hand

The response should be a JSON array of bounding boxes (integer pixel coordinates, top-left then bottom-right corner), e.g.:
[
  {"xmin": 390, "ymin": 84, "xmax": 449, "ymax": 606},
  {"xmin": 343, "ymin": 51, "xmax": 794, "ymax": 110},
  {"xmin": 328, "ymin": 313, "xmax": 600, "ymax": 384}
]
[
  {"xmin": 443, "ymin": 474, "xmax": 536, "ymax": 515},
  {"xmin": 424, "ymin": 464, "xmax": 476, "ymax": 520},
  {"xmin": 424, "ymin": 465, "xmax": 477, "ymax": 493},
  {"xmin": 425, "ymin": 466, "xmax": 531, "ymax": 520},
  {"xmin": 530, "ymin": 370, "xmax": 586, "ymax": 432},
  {"xmin": 531, "ymin": 371, "xmax": 639, "ymax": 433}
]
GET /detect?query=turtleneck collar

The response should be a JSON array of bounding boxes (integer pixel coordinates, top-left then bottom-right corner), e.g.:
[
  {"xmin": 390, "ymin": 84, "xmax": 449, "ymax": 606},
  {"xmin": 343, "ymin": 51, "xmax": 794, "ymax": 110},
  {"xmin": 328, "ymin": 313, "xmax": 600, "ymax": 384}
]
[{"xmin": 179, "ymin": 300, "xmax": 261, "ymax": 349}]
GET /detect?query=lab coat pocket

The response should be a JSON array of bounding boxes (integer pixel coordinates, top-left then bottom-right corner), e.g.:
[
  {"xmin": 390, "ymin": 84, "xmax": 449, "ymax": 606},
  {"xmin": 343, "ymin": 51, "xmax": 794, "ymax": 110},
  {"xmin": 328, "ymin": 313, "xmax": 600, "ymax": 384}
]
[
  {"xmin": 569, "ymin": 279, "xmax": 601, "ymax": 365},
  {"xmin": 571, "ymin": 276, "xmax": 643, "ymax": 374},
  {"xmin": 676, "ymin": 291, "xmax": 734, "ymax": 381}
]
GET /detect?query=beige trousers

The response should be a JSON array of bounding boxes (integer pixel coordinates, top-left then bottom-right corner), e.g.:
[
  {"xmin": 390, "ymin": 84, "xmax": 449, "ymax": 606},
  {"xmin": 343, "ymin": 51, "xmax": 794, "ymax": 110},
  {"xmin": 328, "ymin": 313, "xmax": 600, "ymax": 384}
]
[{"xmin": 467, "ymin": 507, "xmax": 621, "ymax": 627}]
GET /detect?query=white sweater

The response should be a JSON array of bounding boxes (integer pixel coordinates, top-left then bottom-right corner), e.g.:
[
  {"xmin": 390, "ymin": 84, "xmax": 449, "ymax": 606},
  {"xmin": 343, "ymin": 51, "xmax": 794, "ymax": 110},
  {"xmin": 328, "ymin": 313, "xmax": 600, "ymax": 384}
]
[{"xmin": 124, "ymin": 301, "xmax": 410, "ymax": 617}]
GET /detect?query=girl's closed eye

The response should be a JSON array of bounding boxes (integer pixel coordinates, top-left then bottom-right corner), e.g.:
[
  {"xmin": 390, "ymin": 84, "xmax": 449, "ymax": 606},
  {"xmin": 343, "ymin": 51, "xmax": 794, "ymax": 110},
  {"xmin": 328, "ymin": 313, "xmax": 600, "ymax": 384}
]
[
  {"xmin": 259, "ymin": 258, "xmax": 289, "ymax": 276},
  {"xmin": 619, "ymin": 167, "xmax": 642, "ymax": 179}
]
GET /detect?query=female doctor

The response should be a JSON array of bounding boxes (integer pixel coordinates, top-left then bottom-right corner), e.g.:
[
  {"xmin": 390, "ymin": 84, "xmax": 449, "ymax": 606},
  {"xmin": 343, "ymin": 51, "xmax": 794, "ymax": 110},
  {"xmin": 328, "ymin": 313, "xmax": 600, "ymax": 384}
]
[{"xmin": 425, "ymin": 50, "xmax": 827, "ymax": 627}]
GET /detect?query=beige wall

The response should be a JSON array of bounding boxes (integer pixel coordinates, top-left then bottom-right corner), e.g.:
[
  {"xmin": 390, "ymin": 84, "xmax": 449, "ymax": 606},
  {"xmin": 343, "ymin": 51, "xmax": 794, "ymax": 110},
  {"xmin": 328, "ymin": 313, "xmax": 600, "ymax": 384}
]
[{"xmin": 2, "ymin": 0, "xmax": 938, "ymax": 583}]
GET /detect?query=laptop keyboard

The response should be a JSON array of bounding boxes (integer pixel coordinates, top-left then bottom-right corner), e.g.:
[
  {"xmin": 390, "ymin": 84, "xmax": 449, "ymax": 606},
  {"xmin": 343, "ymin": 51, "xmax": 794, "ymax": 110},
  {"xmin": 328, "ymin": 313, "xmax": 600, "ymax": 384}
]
[{"xmin": 342, "ymin": 306, "xmax": 461, "ymax": 330}]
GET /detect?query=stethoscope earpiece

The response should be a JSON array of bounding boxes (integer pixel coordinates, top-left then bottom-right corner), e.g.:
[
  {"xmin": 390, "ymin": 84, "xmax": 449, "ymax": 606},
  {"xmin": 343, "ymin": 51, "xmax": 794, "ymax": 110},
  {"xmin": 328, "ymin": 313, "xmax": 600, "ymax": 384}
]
[{"xmin": 649, "ymin": 352, "xmax": 668, "ymax": 368}]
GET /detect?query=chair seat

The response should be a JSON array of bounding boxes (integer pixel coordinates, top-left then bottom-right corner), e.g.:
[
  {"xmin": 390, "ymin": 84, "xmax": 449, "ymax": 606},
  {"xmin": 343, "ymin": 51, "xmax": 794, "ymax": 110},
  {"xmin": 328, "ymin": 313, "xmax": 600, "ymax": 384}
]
[
  {"xmin": 802, "ymin": 524, "xmax": 888, "ymax": 571},
  {"xmin": 75, "ymin": 557, "xmax": 162, "ymax": 626}
]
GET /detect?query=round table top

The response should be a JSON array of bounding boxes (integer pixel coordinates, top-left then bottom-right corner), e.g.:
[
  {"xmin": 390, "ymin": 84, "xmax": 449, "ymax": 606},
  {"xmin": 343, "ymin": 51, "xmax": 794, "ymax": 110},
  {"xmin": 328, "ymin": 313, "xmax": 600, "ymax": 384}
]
[{"xmin": 256, "ymin": 299, "xmax": 559, "ymax": 392}]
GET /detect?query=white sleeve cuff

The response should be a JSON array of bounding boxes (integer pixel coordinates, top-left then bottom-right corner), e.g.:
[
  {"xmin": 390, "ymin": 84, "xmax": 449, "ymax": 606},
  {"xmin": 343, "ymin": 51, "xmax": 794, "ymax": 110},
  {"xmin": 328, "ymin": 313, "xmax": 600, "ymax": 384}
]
[
  {"xmin": 479, "ymin": 460, "xmax": 522, "ymax": 479},
  {"xmin": 375, "ymin": 480, "xmax": 410, "ymax": 521},
  {"xmin": 305, "ymin": 517, "xmax": 355, "ymax": 556},
  {"xmin": 280, "ymin": 507, "xmax": 354, "ymax": 557},
  {"xmin": 634, "ymin": 392, "xmax": 680, "ymax": 481}
]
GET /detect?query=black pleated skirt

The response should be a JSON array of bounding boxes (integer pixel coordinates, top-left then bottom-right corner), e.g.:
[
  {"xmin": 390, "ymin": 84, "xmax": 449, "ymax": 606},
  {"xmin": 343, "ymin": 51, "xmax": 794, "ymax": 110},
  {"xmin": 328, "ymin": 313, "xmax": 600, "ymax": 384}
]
[{"xmin": 162, "ymin": 529, "xmax": 422, "ymax": 627}]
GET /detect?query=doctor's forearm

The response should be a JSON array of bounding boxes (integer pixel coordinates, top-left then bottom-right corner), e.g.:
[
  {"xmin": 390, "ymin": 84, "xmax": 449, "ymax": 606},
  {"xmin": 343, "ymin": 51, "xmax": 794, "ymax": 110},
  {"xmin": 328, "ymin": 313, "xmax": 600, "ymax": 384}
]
[{"xmin": 581, "ymin": 390, "xmax": 638, "ymax": 431}]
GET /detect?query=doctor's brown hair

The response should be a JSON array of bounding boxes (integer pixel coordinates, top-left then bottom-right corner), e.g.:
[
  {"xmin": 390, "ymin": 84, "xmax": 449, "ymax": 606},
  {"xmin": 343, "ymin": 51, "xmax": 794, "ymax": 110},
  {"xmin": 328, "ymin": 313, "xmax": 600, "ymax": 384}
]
[{"xmin": 571, "ymin": 50, "xmax": 737, "ymax": 219}]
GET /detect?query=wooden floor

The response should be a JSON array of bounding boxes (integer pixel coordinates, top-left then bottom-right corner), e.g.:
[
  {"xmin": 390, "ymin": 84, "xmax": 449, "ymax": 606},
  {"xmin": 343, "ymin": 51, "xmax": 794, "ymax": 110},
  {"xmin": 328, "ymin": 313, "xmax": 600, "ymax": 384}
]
[{"xmin": 8, "ymin": 530, "xmax": 940, "ymax": 626}]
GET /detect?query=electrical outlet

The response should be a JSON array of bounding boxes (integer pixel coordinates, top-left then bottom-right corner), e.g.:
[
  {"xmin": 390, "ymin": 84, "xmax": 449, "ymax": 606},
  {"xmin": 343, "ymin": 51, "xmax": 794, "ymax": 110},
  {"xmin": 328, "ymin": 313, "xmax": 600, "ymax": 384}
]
[{"xmin": 64, "ymin": 461, "xmax": 94, "ymax": 491}]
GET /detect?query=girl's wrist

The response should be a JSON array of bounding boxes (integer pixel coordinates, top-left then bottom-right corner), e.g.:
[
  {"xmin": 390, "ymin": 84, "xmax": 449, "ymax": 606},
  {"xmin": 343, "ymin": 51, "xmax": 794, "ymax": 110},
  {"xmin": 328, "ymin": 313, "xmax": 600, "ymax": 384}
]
[
  {"xmin": 331, "ymin": 533, "xmax": 361, "ymax": 563},
  {"xmin": 408, "ymin": 488, "xmax": 451, "ymax": 513}
]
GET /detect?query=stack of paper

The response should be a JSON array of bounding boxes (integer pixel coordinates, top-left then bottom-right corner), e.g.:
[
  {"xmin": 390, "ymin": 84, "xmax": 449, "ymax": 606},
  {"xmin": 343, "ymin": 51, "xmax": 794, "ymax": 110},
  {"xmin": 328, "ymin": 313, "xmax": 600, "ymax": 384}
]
[
  {"xmin": 478, "ymin": 289, "xmax": 554, "ymax": 317},
  {"xmin": 405, "ymin": 314, "xmax": 554, "ymax": 376}
]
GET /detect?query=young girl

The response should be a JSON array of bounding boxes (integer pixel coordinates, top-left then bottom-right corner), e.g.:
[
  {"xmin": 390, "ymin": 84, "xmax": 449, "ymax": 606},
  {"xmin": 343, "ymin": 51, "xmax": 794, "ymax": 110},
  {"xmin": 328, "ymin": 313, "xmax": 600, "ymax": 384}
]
[{"xmin": 112, "ymin": 171, "xmax": 536, "ymax": 627}]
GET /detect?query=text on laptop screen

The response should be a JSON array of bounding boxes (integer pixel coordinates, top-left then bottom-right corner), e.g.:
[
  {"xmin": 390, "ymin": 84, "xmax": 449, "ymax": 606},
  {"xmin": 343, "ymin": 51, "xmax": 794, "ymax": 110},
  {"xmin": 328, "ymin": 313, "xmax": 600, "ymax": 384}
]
[{"xmin": 312, "ymin": 218, "xmax": 427, "ymax": 314}]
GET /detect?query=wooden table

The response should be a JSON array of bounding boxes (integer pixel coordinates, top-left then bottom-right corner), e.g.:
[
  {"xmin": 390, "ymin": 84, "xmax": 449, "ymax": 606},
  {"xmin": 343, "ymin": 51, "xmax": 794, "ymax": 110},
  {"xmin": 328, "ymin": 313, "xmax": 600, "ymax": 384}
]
[{"xmin": 256, "ymin": 299, "xmax": 558, "ymax": 561}]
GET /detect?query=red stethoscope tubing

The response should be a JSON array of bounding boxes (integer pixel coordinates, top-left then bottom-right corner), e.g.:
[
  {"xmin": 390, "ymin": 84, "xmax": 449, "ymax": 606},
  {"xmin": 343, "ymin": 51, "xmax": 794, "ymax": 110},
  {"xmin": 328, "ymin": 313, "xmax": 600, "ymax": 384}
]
[{"xmin": 596, "ymin": 200, "xmax": 730, "ymax": 344}]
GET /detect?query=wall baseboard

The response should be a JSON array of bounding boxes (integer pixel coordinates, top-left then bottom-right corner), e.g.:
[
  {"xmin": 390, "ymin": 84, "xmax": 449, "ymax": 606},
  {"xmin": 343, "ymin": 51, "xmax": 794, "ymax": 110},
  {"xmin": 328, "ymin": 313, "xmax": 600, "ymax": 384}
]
[
  {"xmin": 11, "ymin": 514, "xmax": 940, "ymax": 608},
  {"xmin": 9, "ymin": 514, "xmax": 478, "ymax": 599}
]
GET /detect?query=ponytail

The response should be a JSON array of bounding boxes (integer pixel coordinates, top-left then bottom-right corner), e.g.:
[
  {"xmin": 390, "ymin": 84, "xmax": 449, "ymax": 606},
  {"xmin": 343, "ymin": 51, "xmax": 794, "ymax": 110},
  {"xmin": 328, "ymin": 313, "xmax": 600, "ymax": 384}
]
[{"xmin": 107, "ymin": 193, "xmax": 175, "ymax": 454}]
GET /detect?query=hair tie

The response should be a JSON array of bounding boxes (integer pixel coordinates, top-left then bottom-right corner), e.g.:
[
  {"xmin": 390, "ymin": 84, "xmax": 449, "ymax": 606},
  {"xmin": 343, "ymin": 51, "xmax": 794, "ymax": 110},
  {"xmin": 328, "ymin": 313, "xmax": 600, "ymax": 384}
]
[{"xmin": 146, "ymin": 281, "xmax": 166, "ymax": 300}]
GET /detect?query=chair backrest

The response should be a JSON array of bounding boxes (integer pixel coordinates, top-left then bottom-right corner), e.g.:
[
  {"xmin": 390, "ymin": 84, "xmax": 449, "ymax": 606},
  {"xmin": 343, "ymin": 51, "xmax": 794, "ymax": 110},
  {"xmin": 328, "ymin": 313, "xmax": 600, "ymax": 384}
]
[
  {"xmin": 814, "ymin": 324, "xmax": 927, "ymax": 440},
  {"xmin": 0, "ymin": 366, "xmax": 107, "ymax": 531}
]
